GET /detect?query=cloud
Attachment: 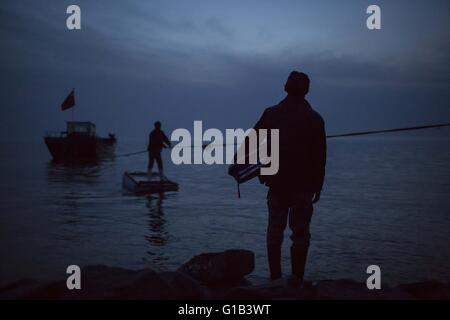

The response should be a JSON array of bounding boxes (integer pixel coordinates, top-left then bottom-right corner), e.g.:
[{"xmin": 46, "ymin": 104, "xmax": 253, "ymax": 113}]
[{"xmin": 0, "ymin": 0, "xmax": 449, "ymax": 140}]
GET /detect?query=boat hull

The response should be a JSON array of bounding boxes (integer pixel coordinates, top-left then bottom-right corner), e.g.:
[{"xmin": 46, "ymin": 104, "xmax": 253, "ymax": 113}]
[
  {"xmin": 122, "ymin": 171, "xmax": 179, "ymax": 195},
  {"xmin": 44, "ymin": 135, "xmax": 116, "ymax": 162}
]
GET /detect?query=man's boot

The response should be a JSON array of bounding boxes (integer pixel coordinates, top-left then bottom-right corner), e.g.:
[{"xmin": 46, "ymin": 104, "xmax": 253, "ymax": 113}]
[
  {"xmin": 267, "ymin": 245, "xmax": 282, "ymax": 280},
  {"xmin": 291, "ymin": 245, "xmax": 309, "ymax": 283},
  {"xmin": 159, "ymin": 169, "xmax": 166, "ymax": 181}
]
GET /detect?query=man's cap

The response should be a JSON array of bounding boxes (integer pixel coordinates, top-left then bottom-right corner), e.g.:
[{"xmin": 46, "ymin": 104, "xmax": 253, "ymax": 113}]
[{"xmin": 284, "ymin": 71, "xmax": 310, "ymax": 96}]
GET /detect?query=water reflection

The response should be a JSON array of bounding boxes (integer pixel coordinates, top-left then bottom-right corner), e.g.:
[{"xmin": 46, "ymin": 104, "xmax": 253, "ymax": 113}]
[
  {"xmin": 45, "ymin": 160, "xmax": 113, "ymax": 228},
  {"xmin": 2, "ymin": 138, "xmax": 450, "ymax": 284},
  {"xmin": 47, "ymin": 161, "xmax": 101, "ymax": 185},
  {"xmin": 145, "ymin": 193, "xmax": 168, "ymax": 247},
  {"xmin": 143, "ymin": 192, "xmax": 171, "ymax": 268}
]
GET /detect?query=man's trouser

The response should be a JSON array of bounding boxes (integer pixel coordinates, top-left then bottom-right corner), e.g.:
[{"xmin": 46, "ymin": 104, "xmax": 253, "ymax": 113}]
[
  {"xmin": 266, "ymin": 189, "xmax": 314, "ymax": 280},
  {"xmin": 148, "ymin": 151, "xmax": 163, "ymax": 175}
]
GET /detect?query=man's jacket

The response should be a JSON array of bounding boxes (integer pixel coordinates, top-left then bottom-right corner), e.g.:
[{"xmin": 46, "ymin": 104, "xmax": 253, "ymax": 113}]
[
  {"xmin": 255, "ymin": 95, "xmax": 326, "ymax": 193},
  {"xmin": 148, "ymin": 129, "xmax": 170, "ymax": 154}
]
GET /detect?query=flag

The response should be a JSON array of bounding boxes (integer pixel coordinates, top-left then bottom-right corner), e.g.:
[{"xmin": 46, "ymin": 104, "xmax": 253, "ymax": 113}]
[{"xmin": 61, "ymin": 89, "xmax": 75, "ymax": 111}]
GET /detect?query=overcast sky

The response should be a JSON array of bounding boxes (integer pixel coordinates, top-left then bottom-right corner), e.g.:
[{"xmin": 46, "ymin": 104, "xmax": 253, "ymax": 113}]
[{"xmin": 1, "ymin": 0, "xmax": 449, "ymax": 141}]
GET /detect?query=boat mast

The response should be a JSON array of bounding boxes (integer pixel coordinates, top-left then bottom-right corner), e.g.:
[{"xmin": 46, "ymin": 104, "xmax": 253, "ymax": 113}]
[{"xmin": 72, "ymin": 87, "xmax": 75, "ymax": 121}]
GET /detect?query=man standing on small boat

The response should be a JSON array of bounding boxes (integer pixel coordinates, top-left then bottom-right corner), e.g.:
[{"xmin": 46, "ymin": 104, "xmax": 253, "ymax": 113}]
[{"xmin": 148, "ymin": 121, "xmax": 171, "ymax": 180}]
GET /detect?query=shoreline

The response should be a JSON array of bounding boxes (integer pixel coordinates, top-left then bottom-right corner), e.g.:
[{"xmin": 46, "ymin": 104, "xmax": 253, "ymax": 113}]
[{"xmin": 1, "ymin": 249, "xmax": 449, "ymax": 300}]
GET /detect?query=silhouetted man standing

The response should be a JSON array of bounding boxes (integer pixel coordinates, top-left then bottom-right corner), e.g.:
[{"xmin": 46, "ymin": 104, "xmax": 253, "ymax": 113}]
[
  {"xmin": 148, "ymin": 121, "xmax": 171, "ymax": 180},
  {"xmin": 255, "ymin": 71, "xmax": 326, "ymax": 283}
]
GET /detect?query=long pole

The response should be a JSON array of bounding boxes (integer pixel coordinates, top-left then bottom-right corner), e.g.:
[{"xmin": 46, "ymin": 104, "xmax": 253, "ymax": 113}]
[
  {"xmin": 326, "ymin": 123, "xmax": 450, "ymax": 138},
  {"xmin": 206, "ymin": 122, "xmax": 450, "ymax": 148},
  {"xmin": 115, "ymin": 122, "xmax": 450, "ymax": 158}
]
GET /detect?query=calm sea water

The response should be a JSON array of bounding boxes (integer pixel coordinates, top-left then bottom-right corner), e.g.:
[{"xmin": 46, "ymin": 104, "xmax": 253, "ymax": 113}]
[{"xmin": 1, "ymin": 133, "xmax": 450, "ymax": 286}]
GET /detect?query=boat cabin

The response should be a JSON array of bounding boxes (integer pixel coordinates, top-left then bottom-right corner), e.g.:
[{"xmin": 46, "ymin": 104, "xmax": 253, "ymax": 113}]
[{"xmin": 66, "ymin": 121, "xmax": 96, "ymax": 136}]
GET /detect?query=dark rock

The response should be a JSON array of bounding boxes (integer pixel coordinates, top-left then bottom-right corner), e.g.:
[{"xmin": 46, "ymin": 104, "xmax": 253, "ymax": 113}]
[
  {"xmin": 205, "ymin": 278, "xmax": 253, "ymax": 299},
  {"xmin": 2, "ymin": 258, "xmax": 449, "ymax": 300},
  {"xmin": 396, "ymin": 282, "xmax": 450, "ymax": 300},
  {"xmin": 221, "ymin": 279, "xmax": 316, "ymax": 300},
  {"xmin": 110, "ymin": 269, "xmax": 173, "ymax": 299},
  {"xmin": 221, "ymin": 286, "xmax": 269, "ymax": 300},
  {"xmin": 315, "ymin": 279, "xmax": 383, "ymax": 300},
  {"xmin": 23, "ymin": 265, "xmax": 171, "ymax": 300},
  {"xmin": 178, "ymin": 249, "xmax": 255, "ymax": 286},
  {"xmin": 381, "ymin": 287, "xmax": 415, "ymax": 300},
  {"xmin": 282, "ymin": 281, "xmax": 316, "ymax": 300},
  {"xmin": 158, "ymin": 271, "xmax": 205, "ymax": 299},
  {"xmin": 22, "ymin": 265, "xmax": 145, "ymax": 299},
  {"xmin": 314, "ymin": 279, "xmax": 418, "ymax": 300},
  {"xmin": 0, "ymin": 279, "xmax": 41, "ymax": 300},
  {"xmin": 18, "ymin": 266, "xmax": 205, "ymax": 300},
  {"xmin": 25, "ymin": 280, "xmax": 69, "ymax": 300}
]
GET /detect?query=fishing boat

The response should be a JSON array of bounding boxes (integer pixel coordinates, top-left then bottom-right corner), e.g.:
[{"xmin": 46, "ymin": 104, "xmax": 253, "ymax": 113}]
[
  {"xmin": 44, "ymin": 121, "xmax": 116, "ymax": 161},
  {"xmin": 122, "ymin": 172, "xmax": 179, "ymax": 194}
]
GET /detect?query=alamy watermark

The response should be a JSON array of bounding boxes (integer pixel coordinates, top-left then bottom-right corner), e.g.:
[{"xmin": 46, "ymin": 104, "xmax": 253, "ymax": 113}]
[
  {"xmin": 66, "ymin": 5, "xmax": 81, "ymax": 30},
  {"xmin": 66, "ymin": 265, "xmax": 81, "ymax": 290},
  {"xmin": 170, "ymin": 121, "xmax": 280, "ymax": 176},
  {"xmin": 366, "ymin": 5, "xmax": 381, "ymax": 30},
  {"xmin": 65, "ymin": 4, "xmax": 381, "ymax": 31},
  {"xmin": 366, "ymin": 265, "xmax": 382, "ymax": 290}
]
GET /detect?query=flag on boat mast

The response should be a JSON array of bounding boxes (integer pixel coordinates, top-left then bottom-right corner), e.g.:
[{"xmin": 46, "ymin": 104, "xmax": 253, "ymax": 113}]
[{"xmin": 61, "ymin": 89, "xmax": 75, "ymax": 111}]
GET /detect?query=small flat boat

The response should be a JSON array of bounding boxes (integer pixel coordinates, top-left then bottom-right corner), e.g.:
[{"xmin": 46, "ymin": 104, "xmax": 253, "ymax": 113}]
[{"xmin": 122, "ymin": 171, "xmax": 179, "ymax": 194}]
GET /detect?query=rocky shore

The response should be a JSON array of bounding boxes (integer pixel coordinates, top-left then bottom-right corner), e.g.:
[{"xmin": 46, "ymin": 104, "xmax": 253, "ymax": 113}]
[{"xmin": 1, "ymin": 249, "xmax": 449, "ymax": 300}]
